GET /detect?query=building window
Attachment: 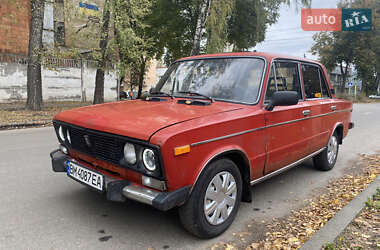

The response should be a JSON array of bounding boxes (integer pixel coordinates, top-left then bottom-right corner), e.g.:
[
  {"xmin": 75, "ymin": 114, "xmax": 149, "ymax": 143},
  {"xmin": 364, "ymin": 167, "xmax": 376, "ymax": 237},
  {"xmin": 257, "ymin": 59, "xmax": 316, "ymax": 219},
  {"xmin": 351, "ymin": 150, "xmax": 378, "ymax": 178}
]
[{"xmin": 55, "ymin": 21, "xmax": 65, "ymax": 46}]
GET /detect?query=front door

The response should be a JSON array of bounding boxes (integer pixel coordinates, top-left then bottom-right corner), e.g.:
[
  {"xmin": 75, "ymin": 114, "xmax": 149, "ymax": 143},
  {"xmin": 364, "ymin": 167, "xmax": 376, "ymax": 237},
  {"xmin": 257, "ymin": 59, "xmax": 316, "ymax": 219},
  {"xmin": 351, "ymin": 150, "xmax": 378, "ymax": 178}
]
[{"xmin": 263, "ymin": 60, "xmax": 311, "ymax": 174}]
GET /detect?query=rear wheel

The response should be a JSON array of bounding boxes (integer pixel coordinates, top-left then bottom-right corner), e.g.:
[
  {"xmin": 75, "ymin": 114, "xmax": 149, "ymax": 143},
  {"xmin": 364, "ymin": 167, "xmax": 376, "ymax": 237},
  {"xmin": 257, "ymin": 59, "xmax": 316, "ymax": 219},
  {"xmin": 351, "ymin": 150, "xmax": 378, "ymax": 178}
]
[
  {"xmin": 313, "ymin": 131, "xmax": 339, "ymax": 171},
  {"xmin": 179, "ymin": 158, "xmax": 242, "ymax": 238}
]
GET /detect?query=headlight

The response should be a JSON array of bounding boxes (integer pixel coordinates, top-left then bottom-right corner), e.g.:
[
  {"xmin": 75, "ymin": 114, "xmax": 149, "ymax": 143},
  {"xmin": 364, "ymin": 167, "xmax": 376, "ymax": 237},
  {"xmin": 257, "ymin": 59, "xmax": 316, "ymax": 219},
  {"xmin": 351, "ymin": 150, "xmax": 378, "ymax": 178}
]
[
  {"xmin": 58, "ymin": 126, "xmax": 65, "ymax": 141},
  {"xmin": 142, "ymin": 148, "xmax": 156, "ymax": 171},
  {"xmin": 124, "ymin": 143, "xmax": 136, "ymax": 164},
  {"xmin": 66, "ymin": 129, "xmax": 71, "ymax": 144}
]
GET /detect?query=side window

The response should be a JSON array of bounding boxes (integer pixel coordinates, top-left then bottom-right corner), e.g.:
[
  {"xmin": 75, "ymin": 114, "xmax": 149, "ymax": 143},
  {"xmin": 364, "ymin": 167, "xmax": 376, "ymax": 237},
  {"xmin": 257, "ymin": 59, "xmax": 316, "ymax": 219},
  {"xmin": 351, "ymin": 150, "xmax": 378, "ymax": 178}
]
[
  {"xmin": 265, "ymin": 61, "xmax": 302, "ymax": 102},
  {"xmin": 302, "ymin": 64, "xmax": 330, "ymax": 99},
  {"xmin": 320, "ymin": 71, "xmax": 330, "ymax": 98}
]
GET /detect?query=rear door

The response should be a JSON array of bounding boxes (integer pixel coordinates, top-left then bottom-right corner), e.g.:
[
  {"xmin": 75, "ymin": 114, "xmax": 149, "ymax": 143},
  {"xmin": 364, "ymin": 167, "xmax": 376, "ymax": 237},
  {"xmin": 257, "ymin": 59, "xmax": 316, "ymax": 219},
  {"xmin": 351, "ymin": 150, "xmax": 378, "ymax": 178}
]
[
  {"xmin": 263, "ymin": 60, "xmax": 312, "ymax": 174},
  {"xmin": 301, "ymin": 64, "xmax": 334, "ymax": 152}
]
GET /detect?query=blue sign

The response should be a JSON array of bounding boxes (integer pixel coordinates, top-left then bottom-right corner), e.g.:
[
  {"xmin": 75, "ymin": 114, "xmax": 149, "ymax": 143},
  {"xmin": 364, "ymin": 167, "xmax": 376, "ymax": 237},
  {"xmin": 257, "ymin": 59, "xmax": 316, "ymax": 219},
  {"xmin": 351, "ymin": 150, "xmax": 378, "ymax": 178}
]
[
  {"xmin": 342, "ymin": 9, "xmax": 372, "ymax": 31},
  {"xmin": 348, "ymin": 82, "xmax": 353, "ymax": 87},
  {"xmin": 79, "ymin": 2, "xmax": 99, "ymax": 11},
  {"xmin": 79, "ymin": 2, "xmax": 99, "ymax": 16}
]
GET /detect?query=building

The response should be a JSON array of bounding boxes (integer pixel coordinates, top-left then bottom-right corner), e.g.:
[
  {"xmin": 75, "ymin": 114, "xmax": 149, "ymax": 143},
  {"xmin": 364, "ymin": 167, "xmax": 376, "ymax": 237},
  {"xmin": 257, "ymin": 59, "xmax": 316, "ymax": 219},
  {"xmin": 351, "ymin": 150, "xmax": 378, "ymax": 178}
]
[
  {"xmin": 0, "ymin": 0, "xmax": 105, "ymax": 54},
  {"xmin": 0, "ymin": 0, "xmax": 31, "ymax": 55},
  {"xmin": 0, "ymin": 1, "xmax": 168, "ymax": 102},
  {"xmin": 57, "ymin": 0, "xmax": 105, "ymax": 49},
  {"xmin": 328, "ymin": 66, "xmax": 362, "ymax": 94},
  {"xmin": 0, "ymin": 1, "xmax": 118, "ymax": 103}
]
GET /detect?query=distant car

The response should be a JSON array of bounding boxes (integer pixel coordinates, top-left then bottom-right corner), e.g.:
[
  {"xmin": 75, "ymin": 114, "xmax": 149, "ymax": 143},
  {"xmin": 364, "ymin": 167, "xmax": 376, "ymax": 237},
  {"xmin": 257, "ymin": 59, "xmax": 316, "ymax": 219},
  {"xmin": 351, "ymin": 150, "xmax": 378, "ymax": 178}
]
[
  {"xmin": 369, "ymin": 95, "xmax": 380, "ymax": 99},
  {"xmin": 119, "ymin": 91, "xmax": 128, "ymax": 99},
  {"xmin": 50, "ymin": 52, "xmax": 353, "ymax": 238},
  {"xmin": 119, "ymin": 91, "xmax": 138, "ymax": 100}
]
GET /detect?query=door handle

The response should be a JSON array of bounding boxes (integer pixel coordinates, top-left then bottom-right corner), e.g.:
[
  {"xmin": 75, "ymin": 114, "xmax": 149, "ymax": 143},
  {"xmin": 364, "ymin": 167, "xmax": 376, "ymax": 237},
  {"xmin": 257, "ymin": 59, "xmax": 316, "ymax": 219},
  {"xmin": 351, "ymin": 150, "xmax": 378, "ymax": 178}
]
[
  {"xmin": 331, "ymin": 106, "xmax": 337, "ymax": 111},
  {"xmin": 302, "ymin": 110, "xmax": 311, "ymax": 116}
]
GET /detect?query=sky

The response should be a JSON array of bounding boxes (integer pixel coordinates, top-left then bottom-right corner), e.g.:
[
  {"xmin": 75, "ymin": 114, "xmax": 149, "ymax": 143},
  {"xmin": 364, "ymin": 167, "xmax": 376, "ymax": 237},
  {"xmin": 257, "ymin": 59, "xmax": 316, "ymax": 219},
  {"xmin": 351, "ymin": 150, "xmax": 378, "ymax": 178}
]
[{"xmin": 254, "ymin": 0, "xmax": 341, "ymax": 60}]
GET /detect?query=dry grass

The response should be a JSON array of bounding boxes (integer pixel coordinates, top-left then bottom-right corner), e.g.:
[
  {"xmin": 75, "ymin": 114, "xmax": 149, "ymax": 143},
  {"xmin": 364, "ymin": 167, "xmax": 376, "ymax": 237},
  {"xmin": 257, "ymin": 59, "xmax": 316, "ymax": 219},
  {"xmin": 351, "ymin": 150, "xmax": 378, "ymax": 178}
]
[
  {"xmin": 0, "ymin": 102, "xmax": 91, "ymax": 129},
  {"xmin": 323, "ymin": 188, "xmax": 380, "ymax": 250}
]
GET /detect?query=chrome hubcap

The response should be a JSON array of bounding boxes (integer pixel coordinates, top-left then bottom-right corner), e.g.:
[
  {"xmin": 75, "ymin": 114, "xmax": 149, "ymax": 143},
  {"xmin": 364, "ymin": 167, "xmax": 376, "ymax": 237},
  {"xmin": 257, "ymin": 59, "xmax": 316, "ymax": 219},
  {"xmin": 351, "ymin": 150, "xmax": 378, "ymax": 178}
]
[
  {"xmin": 327, "ymin": 135, "xmax": 338, "ymax": 165},
  {"xmin": 204, "ymin": 171, "xmax": 237, "ymax": 225}
]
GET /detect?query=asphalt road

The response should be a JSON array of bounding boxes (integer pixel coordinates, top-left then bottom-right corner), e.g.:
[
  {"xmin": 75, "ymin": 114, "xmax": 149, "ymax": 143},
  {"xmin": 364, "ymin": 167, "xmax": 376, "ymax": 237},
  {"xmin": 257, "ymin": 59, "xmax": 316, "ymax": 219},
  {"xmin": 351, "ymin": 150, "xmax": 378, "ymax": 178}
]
[{"xmin": 0, "ymin": 103, "xmax": 379, "ymax": 250}]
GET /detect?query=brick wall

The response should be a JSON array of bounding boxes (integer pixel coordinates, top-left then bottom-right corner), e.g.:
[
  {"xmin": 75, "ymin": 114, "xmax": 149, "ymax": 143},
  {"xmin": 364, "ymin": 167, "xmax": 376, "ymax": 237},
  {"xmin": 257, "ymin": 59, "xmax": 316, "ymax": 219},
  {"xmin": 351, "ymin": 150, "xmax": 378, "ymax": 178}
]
[{"xmin": 0, "ymin": 0, "xmax": 31, "ymax": 55}]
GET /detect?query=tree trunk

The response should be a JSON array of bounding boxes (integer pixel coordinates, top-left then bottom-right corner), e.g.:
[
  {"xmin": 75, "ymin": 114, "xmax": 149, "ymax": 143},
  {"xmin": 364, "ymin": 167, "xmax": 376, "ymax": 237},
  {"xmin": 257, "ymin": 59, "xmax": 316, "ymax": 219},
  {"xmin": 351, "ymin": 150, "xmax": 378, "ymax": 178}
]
[
  {"xmin": 137, "ymin": 57, "xmax": 146, "ymax": 99},
  {"xmin": 26, "ymin": 0, "xmax": 45, "ymax": 111},
  {"xmin": 93, "ymin": 0, "xmax": 111, "ymax": 104},
  {"xmin": 190, "ymin": 0, "xmax": 211, "ymax": 56}
]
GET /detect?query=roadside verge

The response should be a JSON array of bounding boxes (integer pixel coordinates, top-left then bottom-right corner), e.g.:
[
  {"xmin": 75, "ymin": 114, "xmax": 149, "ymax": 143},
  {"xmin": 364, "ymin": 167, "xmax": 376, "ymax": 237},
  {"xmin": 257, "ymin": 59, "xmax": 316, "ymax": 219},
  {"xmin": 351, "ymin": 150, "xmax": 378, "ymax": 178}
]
[
  {"xmin": 300, "ymin": 174, "xmax": 380, "ymax": 250},
  {"xmin": 0, "ymin": 102, "xmax": 90, "ymax": 130},
  {"xmin": 211, "ymin": 154, "xmax": 380, "ymax": 250}
]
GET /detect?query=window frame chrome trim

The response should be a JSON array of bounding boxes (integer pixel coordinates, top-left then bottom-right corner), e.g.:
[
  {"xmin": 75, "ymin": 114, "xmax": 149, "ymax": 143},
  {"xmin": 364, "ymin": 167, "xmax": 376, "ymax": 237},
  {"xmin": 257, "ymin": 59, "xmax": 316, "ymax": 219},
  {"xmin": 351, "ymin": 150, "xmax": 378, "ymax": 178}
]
[
  {"xmin": 300, "ymin": 61, "xmax": 333, "ymax": 99},
  {"xmin": 263, "ymin": 59, "xmax": 305, "ymax": 105},
  {"xmin": 169, "ymin": 56, "xmax": 268, "ymax": 106}
]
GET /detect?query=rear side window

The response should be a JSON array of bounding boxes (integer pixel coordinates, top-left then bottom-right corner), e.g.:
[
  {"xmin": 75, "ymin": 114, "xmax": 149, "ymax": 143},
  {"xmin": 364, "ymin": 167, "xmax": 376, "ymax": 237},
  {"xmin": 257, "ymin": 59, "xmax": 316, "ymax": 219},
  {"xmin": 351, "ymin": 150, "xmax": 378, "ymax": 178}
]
[
  {"xmin": 302, "ymin": 64, "xmax": 330, "ymax": 99},
  {"xmin": 265, "ymin": 61, "xmax": 302, "ymax": 102}
]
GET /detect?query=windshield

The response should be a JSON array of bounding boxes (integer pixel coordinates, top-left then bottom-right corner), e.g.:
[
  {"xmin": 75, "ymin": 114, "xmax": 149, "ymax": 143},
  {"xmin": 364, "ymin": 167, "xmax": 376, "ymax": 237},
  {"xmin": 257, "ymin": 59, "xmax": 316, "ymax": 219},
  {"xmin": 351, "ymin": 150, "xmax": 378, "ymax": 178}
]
[{"xmin": 156, "ymin": 58, "xmax": 265, "ymax": 104}]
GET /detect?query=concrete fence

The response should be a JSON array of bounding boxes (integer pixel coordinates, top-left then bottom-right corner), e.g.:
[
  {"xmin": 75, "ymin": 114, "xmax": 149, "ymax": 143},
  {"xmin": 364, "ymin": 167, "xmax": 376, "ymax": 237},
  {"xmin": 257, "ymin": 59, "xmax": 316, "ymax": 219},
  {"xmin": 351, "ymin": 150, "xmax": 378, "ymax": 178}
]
[{"xmin": 0, "ymin": 53, "xmax": 118, "ymax": 103}]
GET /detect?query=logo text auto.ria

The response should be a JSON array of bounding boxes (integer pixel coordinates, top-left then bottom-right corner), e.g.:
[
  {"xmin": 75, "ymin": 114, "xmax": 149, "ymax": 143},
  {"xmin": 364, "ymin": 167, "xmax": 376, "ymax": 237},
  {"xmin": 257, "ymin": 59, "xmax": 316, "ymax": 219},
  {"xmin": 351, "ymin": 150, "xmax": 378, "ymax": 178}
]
[{"xmin": 301, "ymin": 8, "xmax": 372, "ymax": 31}]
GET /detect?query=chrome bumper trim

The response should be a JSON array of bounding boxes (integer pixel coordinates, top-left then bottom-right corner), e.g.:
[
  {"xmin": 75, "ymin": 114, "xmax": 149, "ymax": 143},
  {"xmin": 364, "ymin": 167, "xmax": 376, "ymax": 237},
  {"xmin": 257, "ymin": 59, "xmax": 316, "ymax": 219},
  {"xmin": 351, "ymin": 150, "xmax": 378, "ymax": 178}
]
[{"xmin": 122, "ymin": 185, "xmax": 160, "ymax": 205}]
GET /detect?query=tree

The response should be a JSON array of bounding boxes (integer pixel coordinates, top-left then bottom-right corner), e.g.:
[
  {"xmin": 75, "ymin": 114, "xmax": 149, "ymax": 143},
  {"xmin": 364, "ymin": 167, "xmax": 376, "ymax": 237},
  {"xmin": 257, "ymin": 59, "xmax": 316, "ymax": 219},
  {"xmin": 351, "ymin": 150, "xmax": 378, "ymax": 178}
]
[
  {"xmin": 112, "ymin": 0, "xmax": 155, "ymax": 99},
  {"xmin": 147, "ymin": 0, "xmax": 196, "ymax": 65},
  {"xmin": 351, "ymin": 0, "xmax": 380, "ymax": 95},
  {"xmin": 227, "ymin": 0, "xmax": 281, "ymax": 51},
  {"xmin": 191, "ymin": 0, "xmax": 211, "ymax": 56},
  {"xmin": 149, "ymin": 0, "xmax": 310, "ymax": 64},
  {"xmin": 311, "ymin": 31, "xmax": 354, "ymax": 92},
  {"xmin": 93, "ymin": 0, "xmax": 111, "ymax": 104},
  {"xmin": 26, "ymin": 0, "xmax": 45, "ymax": 111},
  {"xmin": 311, "ymin": 0, "xmax": 379, "ymax": 95},
  {"xmin": 206, "ymin": 0, "xmax": 234, "ymax": 53}
]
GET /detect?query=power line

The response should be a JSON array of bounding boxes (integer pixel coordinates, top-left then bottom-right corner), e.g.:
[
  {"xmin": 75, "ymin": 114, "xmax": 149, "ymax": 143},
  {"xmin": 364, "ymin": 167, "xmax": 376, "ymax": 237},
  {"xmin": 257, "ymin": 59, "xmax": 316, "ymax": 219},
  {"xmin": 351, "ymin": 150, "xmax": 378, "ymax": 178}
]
[
  {"xmin": 263, "ymin": 36, "xmax": 313, "ymax": 42},
  {"xmin": 267, "ymin": 27, "xmax": 302, "ymax": 32}
]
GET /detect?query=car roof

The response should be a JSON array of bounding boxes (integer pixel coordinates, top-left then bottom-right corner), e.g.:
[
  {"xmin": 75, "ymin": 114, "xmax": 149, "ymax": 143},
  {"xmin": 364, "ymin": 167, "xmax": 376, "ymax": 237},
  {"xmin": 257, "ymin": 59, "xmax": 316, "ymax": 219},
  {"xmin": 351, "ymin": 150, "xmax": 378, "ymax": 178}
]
[{"xmin": 177, "ymin": 51, "xmax": 321, "ymax": 66}]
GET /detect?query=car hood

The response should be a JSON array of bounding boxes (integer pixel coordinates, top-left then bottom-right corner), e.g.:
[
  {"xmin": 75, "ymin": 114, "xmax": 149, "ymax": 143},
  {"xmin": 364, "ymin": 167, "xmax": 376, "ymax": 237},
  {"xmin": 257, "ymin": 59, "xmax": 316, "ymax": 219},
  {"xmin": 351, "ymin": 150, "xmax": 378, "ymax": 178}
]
[{"xmin": 54, "ymin": 99, "xmax": 242, "ymax": 141}]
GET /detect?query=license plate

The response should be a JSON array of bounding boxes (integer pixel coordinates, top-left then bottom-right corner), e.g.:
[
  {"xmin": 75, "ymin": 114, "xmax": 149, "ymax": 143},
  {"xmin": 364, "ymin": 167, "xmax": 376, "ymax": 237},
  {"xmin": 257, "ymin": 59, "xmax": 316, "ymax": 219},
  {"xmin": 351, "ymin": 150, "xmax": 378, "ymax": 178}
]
[{"xmin": 66, "ymin": 161, "xmax": 104, "ymax": 191}]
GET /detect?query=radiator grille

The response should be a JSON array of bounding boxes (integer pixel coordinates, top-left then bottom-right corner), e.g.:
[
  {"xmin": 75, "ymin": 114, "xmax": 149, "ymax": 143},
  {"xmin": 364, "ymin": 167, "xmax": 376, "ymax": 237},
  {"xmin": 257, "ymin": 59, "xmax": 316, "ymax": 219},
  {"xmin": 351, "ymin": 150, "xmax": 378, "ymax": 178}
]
[
  {"xmin": 53, "ymin": 121, "xmax": 165, "ymax": 180},
  {"xmin": 57, "ymin": 124, "xmax": 124, "ymax": 165}
]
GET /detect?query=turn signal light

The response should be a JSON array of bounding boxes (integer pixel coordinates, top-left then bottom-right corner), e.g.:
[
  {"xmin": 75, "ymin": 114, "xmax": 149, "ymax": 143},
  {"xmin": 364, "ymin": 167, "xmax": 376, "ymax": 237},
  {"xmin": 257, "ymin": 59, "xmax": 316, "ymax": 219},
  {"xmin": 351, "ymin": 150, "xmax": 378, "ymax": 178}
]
[{"xmin": 174, "ymin": 145, "xmax": 190, "ymax": 156}]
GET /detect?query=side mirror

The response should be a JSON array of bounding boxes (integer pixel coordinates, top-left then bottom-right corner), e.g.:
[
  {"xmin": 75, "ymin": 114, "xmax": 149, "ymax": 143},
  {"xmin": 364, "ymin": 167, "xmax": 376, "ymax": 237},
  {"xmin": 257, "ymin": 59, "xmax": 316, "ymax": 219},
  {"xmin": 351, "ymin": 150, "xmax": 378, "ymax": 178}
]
[{"xmin": 265, "ymin": 91, "xmax": 299, "ymax": 111}]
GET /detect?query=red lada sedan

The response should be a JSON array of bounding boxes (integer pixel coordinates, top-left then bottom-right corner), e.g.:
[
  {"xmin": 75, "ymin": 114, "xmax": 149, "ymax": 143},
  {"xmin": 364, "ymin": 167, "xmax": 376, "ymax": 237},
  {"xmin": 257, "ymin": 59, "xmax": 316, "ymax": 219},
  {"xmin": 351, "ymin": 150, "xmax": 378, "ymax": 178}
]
[{"xmin": 50, "ymin": 52, "xmax": 353, "ymax": 238}]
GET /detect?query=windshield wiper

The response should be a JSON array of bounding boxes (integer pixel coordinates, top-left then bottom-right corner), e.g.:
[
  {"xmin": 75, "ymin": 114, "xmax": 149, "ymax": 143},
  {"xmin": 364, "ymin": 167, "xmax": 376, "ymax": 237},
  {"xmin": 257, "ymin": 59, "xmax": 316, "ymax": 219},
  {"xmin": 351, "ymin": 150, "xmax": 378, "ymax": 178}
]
[
  {"xmin": 177, "ymin": 91, "xmax": 214, "ymax": 103},
  {"xmin": 149, "ymin": 91, "xmax": 174, "ymax": 99}
]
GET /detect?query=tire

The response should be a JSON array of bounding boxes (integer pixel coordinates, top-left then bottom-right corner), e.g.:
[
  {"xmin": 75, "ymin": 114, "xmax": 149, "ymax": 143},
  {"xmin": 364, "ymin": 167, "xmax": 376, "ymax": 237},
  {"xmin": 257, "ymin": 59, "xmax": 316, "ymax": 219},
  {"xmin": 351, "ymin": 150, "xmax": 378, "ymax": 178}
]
[
  {"xmin": 179, "ymin": 158, "xmax": 242, "ymax": 238},
  {"xmin": 313, "ymin": 131, "xmax": 339, "ymax": 171}
]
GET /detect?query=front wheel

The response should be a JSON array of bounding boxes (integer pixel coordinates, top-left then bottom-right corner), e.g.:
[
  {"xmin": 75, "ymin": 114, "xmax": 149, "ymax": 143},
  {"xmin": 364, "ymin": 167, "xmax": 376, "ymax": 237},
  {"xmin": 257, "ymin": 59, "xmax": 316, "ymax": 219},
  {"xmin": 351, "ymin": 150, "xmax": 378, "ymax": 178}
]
[
  {"xmin": 179, "ymin": 158, "xmax": 242, "ymax": 238},
  {"xmin": 313, "ymin": 131, "xmax": 339, "ymax": 171}
]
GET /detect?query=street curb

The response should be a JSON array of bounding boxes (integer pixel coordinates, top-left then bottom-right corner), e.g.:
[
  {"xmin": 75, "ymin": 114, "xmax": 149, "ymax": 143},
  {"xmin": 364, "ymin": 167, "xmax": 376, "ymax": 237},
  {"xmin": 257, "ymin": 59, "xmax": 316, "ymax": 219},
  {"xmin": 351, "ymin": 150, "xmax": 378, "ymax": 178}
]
[
  {"xmin": 300, "ymin": 174, "xmax": 380, "ymax": 250},
  {"xmin": 0, "ymin": 121, "xmax": 51, "ymax": 130}
]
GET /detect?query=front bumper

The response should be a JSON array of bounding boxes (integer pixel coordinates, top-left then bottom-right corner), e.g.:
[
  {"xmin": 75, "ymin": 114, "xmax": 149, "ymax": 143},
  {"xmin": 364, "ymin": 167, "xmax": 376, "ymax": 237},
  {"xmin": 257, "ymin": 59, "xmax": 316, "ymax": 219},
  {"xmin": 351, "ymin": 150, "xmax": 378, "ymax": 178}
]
[{"xmin": 50, "ymin": 149, "xmax": 190, "ymax": 211}]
